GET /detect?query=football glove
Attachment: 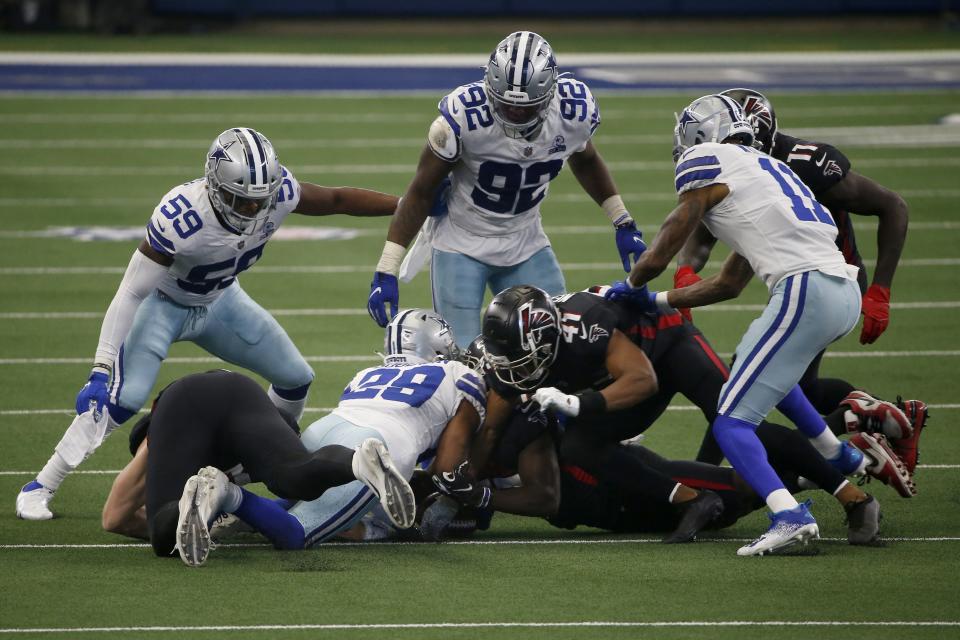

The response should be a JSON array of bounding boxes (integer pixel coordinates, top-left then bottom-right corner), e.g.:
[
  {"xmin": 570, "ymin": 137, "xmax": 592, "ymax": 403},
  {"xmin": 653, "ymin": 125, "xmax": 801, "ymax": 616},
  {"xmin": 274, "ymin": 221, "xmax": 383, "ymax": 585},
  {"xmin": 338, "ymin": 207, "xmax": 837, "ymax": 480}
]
[
  {"xmin": 860, "ymin": 284, "xmax": 890, "ymax": 344},
  {"xmin": 367, "ymin": 271, "xmax": 399, "ymax": 327},
  {"xmin": 614, "ymin": 219, "xmax": 646, "ymax": 273},
  {"xmin": 673, "ymin": 265, "xmax": 702, "ymax": 322},
  {"xmin": 431, "ymin": 461, "xmax": 490, "ymax": 509},
  {"xmin": 604, "ymin": 280, "xmax": 658, "ymax": 314},
  {"xmin": 75, "ymin": 368, "xmax": 110, "ymax": 416},
  {"xmin": 532, "ymin": 387, "xmax": 580, "ymax": 417}
]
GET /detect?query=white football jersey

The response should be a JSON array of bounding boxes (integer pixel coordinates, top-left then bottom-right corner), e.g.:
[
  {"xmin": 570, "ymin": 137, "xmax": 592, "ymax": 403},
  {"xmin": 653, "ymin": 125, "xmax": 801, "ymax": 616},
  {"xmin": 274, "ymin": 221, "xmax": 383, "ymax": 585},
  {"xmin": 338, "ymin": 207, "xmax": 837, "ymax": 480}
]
[
  {"xmin": 144, "ymin": 167, "xmax": 301, "ymax": 305},
  {"xmin": 675, "ymin": 143, "xmax": 858, "ymax": 291},
  {"xmin": 333, "ymin": 360, "xmax": 486, "ymax": 477},
  {"xmin": 426, "ymin": 79, "xmax": 600, "ymax": 266}
]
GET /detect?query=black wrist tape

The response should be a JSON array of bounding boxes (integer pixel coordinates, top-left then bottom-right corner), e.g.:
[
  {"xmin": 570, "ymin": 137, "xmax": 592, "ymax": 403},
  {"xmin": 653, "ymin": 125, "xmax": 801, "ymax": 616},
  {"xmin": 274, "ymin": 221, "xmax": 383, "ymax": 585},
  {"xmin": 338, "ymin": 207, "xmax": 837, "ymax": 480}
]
[{"xmin": 575, "ymin": 391, "xmax": 607, "ymax": 416}]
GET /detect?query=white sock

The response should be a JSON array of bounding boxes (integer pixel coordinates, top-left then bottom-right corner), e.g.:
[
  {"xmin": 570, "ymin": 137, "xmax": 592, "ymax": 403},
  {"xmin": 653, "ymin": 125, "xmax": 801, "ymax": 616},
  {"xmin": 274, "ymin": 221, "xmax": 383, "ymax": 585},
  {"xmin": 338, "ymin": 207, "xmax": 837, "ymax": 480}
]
[
  {"xmin": 37, "ymin": 410, "xmax": 120, "ymax": 491},
  {"xmin": 36, "ymin": 451, "xmax": 73, "ymax": 492},
  {"xmin": 809, "ymin": 429, "xmax": 843, "ymax": 460},
  {"xmin": 832, "ymin": 479, "xmax": 851, "ymax": 496},
  {"xmin": 268, "ymin": 386, "xmax": 306, "ymax": 423},
  {"xmin": 222, "ymin": 483, "xmax": 243, "ymax": 513},
  {"xmin": 765, "ymin": 488, "xmax": 799, "ymax": 513}
]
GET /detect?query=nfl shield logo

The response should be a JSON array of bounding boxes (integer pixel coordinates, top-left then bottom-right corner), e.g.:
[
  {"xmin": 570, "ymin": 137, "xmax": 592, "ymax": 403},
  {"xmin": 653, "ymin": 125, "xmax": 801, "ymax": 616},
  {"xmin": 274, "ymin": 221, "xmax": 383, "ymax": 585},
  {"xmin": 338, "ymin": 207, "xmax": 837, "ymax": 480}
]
[
  {"xmin": 237, "ymin": 240, "xmax": 245, "ymax": 250},
  {"xmin": 523, "ymin": 146, "xmax": 533, "ymax": 157}
]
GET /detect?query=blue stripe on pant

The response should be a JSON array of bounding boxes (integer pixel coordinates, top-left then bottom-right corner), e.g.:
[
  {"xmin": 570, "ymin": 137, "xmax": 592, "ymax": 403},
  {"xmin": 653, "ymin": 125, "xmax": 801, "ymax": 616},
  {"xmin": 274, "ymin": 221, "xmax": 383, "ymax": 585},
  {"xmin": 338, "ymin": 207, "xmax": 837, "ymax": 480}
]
[{"xmin": 288, "ymin": 414, "xmax": 385, "ymax": 547}]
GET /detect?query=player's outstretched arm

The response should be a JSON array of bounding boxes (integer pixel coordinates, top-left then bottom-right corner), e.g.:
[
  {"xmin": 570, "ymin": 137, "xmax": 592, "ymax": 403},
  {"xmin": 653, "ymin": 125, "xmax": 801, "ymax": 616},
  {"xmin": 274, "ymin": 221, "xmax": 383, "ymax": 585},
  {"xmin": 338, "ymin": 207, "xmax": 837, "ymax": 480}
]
[
  {"xmin": 626, "ymin": 183, "xmax": 729, "ymax": 288},
  {"xmin": 819, "ymin": 170, "xmax": 908, "ymax": 344},
  {"xmin": 101, "ymin": 440, "xmax": 149, "ymax": 540},
  {"xmin": 666, "ymin": 251, "xmax": 754, "ymax": 310},
  {"xmin": 675, "ymin": 222, "xmax": 718, "ymax": 276},
  {"xmin": 433, "ymin": 400, "xmax": 482, "ymax": 475},
  {"xmin": 294, "ymin": 182, "xmax": 399, "ymax": 217},
  {"xmin": 601, "ymin": 330, "xmax": 659, "ymax": 411},
  {"xmin": 488, "ymin": 432, "xmax": 560, "ymax": 517}
]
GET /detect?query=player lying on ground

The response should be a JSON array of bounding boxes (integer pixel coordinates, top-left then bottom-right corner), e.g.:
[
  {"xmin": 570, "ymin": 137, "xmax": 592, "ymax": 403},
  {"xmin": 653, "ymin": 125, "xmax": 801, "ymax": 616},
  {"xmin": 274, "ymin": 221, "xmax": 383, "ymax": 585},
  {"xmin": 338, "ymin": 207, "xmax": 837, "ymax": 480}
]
[
  {"xmin": 367, "ymin": 30, "xmax": 645, "ymax": 347},
  {"xmin": 671, "ymin": 88, "xmax": 925, "ymax": 473},
  {"xmin": 605, "ymin": 94, "xmax": 897, "ymax": 555},
  {"xmin": 19, "ymin": 127, "xmax": 400, "ymax": 521},
  {"xmin": 465, "ymin": 285, "xmax": 728, "ymax": 544},
  {"xmin": 100, "ymin": 369, "xmax": 413, "ymax": 566}
]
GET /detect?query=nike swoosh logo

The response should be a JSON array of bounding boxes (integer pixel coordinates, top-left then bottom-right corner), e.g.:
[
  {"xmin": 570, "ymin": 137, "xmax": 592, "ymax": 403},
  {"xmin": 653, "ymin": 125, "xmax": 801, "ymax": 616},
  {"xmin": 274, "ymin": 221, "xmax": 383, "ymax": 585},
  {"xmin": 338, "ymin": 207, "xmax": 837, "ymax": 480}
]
[
  {"xmin": 156, "ymin": 221, "xmax": 166, "ymax": 231},
  {"xmin": 815, "ymin": 153, "xmax": 828, "ymax": 167},
  {"xmin": 371, "ymin": 287, "xmax": 382, "ymax": 298}
]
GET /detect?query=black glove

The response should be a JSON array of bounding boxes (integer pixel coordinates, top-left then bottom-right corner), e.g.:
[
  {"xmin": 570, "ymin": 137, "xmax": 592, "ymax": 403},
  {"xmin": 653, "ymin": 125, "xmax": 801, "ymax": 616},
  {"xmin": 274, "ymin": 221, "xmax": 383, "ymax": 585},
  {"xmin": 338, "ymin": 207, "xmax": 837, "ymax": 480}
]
[{"xmin": 431, "ymin": 461, "xmax": 491, "ymax": 509}]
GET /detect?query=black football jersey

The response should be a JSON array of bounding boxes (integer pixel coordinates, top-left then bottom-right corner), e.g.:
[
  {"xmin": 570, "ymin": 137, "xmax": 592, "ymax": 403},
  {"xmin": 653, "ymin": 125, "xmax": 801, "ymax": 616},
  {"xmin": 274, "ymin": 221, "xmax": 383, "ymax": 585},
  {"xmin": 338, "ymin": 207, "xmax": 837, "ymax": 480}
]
[{"xmin": 772, "ymin": 133, "xmax": 866, "ymax": 292}]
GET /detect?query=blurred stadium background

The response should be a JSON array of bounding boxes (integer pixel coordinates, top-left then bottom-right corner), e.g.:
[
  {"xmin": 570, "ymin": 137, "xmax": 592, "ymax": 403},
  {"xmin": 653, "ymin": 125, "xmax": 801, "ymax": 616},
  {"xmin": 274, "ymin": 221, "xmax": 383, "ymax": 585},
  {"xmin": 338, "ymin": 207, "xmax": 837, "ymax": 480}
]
[{"xmin": 1, "ymin": 2, "xmax": 959, "ymax": 639}]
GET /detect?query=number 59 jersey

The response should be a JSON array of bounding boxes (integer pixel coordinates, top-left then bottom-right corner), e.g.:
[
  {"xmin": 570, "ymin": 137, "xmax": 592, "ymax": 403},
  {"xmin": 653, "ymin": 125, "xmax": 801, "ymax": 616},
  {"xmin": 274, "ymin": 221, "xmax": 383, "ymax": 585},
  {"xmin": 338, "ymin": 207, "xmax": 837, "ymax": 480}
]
[
  {"xmin": 144, "ymin": 168, "xmax": 301, "ymax": 306},
  {"xmin": 427, "ymin": 79, "xmax": 600, "ymax": 267},
  {"xmin": 333, "ymin": 360, "xmax": 487, "ymax": 476},
  {"xmin": 675, "ymin": 143, "xmax": 858, "ymax": 292}
]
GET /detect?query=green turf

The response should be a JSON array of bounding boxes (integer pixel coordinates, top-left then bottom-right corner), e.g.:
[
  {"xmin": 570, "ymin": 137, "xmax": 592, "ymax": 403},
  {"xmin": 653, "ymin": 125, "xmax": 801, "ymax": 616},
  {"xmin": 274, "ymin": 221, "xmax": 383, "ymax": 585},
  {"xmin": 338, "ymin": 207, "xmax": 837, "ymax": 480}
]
[{"xmin": 1, "ymin": 45, "xmax": 959, "ymax": 639}]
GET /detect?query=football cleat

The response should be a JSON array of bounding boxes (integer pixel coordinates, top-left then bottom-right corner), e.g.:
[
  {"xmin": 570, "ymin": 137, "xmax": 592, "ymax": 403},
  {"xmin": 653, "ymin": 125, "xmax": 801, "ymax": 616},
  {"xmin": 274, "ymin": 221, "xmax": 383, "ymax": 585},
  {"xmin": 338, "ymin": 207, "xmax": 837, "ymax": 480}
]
[
  {"xmin": 175, "ymin": 466, "xmax": 229, "ymax": 567},
  {"xmin": 840, "ymin": 390, "xmax": 912, "ymax": 440},
  {"xmin": 849, "ymin": 432, "xmax": 916, "ymax": 498},
  {"xmin": 845, "ymin": 495, "xmax": 881, "ymax": 546},
  {"xmin": 15, "ymin": 481, "xmax": 54, "ymax": 521},
  {"xmin": 828, "ymin": 441, "xmax": 867, "ymax": 476},
  {"xmin": 352, "ymin": 438, "xmax": 416, "ymax": 530},
  {"xmin": 737, "ymin": 501, "xmax": 819, "ymax": 556},
  {"xmin": 663, "ymin": 490, "xmax": 724, "ymax": 544},
  {"xmin": 892, "ymin": 398, "xmax": 929, "ymax": 476}
]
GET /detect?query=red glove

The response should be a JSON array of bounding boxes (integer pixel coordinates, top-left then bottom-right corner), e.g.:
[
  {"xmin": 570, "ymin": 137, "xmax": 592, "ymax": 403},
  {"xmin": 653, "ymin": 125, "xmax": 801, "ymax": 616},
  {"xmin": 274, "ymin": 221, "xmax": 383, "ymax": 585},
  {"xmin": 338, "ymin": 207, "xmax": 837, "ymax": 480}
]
[
  {"xmin": 860, "ymin": 284, "xmax": 890, "ymax": 344},
  {"xmin": 673, "ymin": 265, "xmax": 702, "ymax": 322}
]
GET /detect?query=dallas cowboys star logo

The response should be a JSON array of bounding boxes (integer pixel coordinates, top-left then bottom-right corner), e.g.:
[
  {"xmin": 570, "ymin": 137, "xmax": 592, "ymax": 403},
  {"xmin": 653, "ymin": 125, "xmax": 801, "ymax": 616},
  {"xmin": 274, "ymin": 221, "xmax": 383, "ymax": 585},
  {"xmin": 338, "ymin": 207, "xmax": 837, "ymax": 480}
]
[
  {"xmin": 677, "ymin": 110, "xmax": 698, "ymax": 130},
  {"xmin": 208, "ymin": 144, "xmax": 233, "ymax": 170}
]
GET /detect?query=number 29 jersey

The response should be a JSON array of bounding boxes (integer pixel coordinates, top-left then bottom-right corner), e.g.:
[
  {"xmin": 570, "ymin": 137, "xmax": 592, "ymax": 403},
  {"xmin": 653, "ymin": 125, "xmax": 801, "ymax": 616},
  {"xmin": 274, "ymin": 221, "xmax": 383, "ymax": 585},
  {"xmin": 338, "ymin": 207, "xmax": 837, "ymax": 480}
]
[
  {"xmin": 427, "ymin": 79, "xmax": 600, "ymax": 266},
  {"xmin": 144, "ymin": 168, "xmax": 301, "ymax": 306},
  {"xmin": 333, "ymin": 360, "xmax": 487, "ymax": 476},
  {"xmin": 674, "ymin": 143, "xmax": 858, "ymax": 292}
]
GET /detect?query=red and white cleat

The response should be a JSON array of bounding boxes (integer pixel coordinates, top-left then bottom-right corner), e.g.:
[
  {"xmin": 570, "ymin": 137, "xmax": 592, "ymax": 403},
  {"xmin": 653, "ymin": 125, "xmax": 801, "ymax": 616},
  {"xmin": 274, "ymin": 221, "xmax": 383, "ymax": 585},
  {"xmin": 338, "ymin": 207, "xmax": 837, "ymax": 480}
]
[
  {"xmin": 840, "ymin": 391, "xmax": 912, "ymax": 440},
  {"xmin": 893, "ymin": 398, "xmax": 929, "ymax": 476},
  {"xmin": 848, "ymin": 432, "xmax": 916, "ymax": 498}
]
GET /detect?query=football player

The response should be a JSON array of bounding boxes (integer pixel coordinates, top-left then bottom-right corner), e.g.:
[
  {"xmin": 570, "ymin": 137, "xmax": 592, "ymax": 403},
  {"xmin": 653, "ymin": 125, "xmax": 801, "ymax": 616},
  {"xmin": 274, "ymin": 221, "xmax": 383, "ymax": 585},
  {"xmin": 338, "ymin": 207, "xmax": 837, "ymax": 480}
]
[
  {"xmin": 606, "ymin": 94, "xmax": 889, "ymax": 555},
  {"xmin": 17, "ymin": 127, "xmax": 399, "ymax": 521},
  {"xmin": 366, "ymin": 30, "xmax": 645, "ymax": 347},
  {"xmin": 673, "ymin": 89, "xmax": 926, "ymax": 473},
  {"xmin": 450, "ymin": 285, "xmax": 728, "ymax": 545}
]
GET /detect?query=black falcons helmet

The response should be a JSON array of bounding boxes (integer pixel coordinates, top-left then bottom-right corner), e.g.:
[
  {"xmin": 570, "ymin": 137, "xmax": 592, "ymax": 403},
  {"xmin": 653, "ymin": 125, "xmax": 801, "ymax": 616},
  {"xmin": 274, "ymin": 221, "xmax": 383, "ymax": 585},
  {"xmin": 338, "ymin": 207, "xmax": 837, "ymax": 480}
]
[
  {"xmin": 720, "ymin": 88, "xmax": 778, "ymax": 155},
  {"xmin": 481, "ymin": 285, "xmax": 560, "ymax": 392},
  {"xmin": 459, "ymin": 335, "xmax": 486, "ymax": 372}
]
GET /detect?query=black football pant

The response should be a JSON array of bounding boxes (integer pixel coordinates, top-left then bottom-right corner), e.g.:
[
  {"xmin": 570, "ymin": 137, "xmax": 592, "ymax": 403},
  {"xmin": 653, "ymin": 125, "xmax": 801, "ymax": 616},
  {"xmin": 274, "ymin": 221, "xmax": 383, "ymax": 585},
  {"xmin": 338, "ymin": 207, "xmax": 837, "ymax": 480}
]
[{"xmin": 146, "ymin": 370, "xmax": 355, "ymax": 557}]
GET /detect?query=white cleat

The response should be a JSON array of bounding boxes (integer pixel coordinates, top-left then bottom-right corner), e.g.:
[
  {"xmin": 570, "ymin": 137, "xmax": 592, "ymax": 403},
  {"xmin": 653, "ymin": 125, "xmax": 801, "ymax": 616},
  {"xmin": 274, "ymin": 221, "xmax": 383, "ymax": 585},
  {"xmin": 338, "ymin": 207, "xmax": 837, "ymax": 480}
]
[
  {"xmin": 175, "ymin": 466, "xmax": 229, "ymax": 567},
  {"xmin": 16, "ymin": 482, "xmax": 54, "ymax": 521},
  {"xmin": 352, "ymin": 438, "xmax": 415, "ymax": 530},
  {"xmin": 737, "ymin": 501, "xmax": 820, "ymax": 557}
]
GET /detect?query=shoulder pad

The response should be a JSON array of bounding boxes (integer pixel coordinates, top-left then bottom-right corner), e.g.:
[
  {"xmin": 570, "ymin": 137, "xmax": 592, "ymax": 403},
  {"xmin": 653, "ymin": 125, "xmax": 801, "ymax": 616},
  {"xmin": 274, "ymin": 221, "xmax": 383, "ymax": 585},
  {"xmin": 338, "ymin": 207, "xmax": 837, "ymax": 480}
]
[{"xmin": 428, "ymin": 115, "xmax": 461, "ymax": 162}]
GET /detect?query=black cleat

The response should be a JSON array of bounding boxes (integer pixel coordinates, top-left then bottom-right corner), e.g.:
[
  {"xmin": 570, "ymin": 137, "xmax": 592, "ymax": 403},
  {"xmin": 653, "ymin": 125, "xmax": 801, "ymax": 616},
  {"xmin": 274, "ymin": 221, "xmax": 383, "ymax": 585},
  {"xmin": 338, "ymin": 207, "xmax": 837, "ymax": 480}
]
[
  {"xmin": 663, "ymin": 490, "xmax": 724, "ymax": 544},
  {"xmin": 845, "ymin": 494, "xmax": 882, "ymax": 546}
]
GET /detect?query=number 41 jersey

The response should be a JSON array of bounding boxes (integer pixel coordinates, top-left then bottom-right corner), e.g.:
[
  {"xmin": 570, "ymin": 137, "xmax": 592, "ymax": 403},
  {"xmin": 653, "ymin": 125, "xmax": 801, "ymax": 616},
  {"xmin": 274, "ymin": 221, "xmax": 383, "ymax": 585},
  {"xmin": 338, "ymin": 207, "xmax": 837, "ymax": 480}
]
[
  {"xmin": 144, "ymin": 168, "xmax": 301, "ymax": 306},
  {"xmin": 333, "ymin": 360, "xmax": 487, "ymax": 475},
  {"xmin": 427, "ymin": 79, "xmax": 600, "ymax": 266},
  {"xmin": 674, "ymin": 143, "xmax": 858, "ymax": 292}
]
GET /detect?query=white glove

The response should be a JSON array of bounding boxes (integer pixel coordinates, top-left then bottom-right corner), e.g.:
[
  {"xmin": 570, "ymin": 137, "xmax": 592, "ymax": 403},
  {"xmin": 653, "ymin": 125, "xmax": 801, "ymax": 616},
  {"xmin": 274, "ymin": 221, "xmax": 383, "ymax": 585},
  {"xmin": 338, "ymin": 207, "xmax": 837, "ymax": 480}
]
[{"xmin": 532, "ymin": 387, "xmax": 580, "ymax": 417}]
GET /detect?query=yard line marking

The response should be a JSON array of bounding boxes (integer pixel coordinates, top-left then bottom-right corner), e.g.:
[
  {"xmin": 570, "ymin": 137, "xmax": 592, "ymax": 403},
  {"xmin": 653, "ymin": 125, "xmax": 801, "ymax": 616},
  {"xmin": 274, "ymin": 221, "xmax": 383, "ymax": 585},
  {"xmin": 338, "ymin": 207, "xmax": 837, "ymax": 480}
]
[
  {"xmin": 4, "ymin": 300, "xmax": 959, "ymax": 320},
  {"xmin": 1, "ymin": 258, "xmax": 957, "ymax": 277},
  {"xmin": 4, "ymin": 404, "xmax": 957, "ymax": 418},
  {"xmin": 1, "ymin": 350, "xmax": 958, "ymax": 366},
  {"xmin": 2, "ymin": 536, "xmax": 958, "ymax": 551},
  {"xmin": 0, "ymin": 620, "xmax": 958, "ymax": 635}
]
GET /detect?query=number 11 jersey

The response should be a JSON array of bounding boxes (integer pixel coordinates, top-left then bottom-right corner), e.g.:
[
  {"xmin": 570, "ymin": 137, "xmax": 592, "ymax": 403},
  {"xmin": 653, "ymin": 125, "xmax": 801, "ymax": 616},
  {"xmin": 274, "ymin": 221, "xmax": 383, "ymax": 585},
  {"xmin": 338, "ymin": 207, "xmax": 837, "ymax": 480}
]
[{"xmin": 675, "ymin": 143, "xmax": 858, "ymax": 292}]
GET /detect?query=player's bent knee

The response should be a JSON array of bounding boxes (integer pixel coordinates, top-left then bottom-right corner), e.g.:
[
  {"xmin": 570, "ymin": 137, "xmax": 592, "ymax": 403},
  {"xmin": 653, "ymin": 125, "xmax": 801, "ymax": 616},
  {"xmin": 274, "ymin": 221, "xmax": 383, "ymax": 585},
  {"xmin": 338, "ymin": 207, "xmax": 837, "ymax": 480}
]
[{"xmin": 148, "ymin": 502, "xmax": 180, "ymax": 558}]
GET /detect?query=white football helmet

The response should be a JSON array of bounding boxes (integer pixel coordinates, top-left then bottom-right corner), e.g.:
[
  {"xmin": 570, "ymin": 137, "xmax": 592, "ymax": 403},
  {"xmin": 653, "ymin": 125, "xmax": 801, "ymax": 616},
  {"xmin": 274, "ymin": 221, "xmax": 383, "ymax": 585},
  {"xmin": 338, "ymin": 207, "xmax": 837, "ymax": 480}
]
[
  {"xmin": 484, "ymin": 31, "xmax": 558, "ymax": 140},
  {"xmin": 205, "ymin": 127, "xmax": 283, "ymax": 235},
  {"xmin": 384, "ymin": 309, "xmax": 459, "ymax": 367},
  {"xmin": 673, "ymin": 94, "xmax": 756, "ymax": 161}
]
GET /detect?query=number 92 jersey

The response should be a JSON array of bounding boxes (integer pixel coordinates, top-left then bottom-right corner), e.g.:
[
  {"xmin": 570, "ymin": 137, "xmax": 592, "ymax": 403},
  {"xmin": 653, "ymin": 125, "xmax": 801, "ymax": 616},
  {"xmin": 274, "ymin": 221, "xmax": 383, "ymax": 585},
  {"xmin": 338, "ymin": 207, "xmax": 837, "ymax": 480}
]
[
  {"xmin": 333, "ymin": 361, "xmax": 487, "ymax": 476},
  {"xmin": 144, "ymin": 167, "xmax": 301, "ymax": 306},
  {"xmin": 674, "ymin": 143, "xmax": 858, "ymax": 292},
  {"xmin": 427, "ymin": 79, "xmax": 600, "ymax": 267}
]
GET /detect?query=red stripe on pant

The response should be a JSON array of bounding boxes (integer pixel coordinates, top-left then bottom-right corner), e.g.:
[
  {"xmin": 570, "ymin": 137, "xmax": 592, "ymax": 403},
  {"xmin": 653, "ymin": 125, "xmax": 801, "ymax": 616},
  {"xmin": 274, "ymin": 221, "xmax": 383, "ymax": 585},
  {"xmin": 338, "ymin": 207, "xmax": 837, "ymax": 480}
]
[
  {"xmin": 561, "ymin": 464, "xmax": 599, "ymax": 487},
  {"xmin": 693, "ymin": 334, "xmax": 729, "ymax": 380}
]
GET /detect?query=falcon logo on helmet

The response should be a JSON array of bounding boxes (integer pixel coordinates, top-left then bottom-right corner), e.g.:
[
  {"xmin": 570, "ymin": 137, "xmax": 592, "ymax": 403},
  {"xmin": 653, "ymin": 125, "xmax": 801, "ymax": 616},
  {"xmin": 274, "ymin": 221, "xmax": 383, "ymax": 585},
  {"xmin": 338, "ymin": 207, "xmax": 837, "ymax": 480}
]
[{"xmin": 720, "ymin": 88, "xmax": 779, "ymax": 154}]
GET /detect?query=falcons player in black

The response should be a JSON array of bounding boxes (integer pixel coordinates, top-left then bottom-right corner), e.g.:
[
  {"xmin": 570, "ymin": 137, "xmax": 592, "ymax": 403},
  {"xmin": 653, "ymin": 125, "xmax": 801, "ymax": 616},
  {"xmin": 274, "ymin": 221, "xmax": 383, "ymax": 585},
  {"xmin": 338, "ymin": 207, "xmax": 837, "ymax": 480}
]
[{"xmin": 672, "ymin": 88, "xmax": 927, "ymax": 474}]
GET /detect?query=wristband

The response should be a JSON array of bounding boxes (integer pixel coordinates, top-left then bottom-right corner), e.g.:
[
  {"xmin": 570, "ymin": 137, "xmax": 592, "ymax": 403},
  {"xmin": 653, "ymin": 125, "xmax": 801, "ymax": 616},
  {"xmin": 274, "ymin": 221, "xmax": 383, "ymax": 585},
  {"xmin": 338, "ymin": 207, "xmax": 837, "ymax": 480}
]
[
  {"xmin": 375, "ymin": 240, "xmax": 406, "ymax": 276},
  {"xmin": 575, "ymin": 390, "xmax": 607, "ymax": 416},
  {"xmin": 92, "ymin": 363, "xmax": 112, "ymax": 377},
  {"xmin": 601, "ymin": 195, "xmax": 631, "ymax": 226},
  {"xmin": 655, "ymin": 291, "xmax": 676, "ymax": 314}
]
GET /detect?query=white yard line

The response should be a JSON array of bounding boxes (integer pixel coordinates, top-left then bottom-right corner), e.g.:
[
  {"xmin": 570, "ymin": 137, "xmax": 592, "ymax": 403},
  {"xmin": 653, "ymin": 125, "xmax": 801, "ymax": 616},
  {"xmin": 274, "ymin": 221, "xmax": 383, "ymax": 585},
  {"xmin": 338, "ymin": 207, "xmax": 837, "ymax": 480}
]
[{"xmin": 0, "ymin": 620, "xmax": 957, "ymax": 635}]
